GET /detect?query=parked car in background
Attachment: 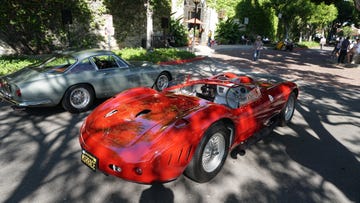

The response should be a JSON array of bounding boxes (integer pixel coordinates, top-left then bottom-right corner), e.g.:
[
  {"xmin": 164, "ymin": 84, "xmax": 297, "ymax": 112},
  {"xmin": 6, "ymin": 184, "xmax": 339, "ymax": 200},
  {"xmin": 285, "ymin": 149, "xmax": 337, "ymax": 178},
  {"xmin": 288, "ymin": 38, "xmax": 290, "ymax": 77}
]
[
  {"xmin": 275, "ymin": 39, "xmax": 294, "ymax": 51},
  {"xmin": 0, "ymin": 49, "xmax": 174, "ymax": 113},
  {"xmin": 79, "ymin": 72, "xmax": 298, "ymax": 183}
]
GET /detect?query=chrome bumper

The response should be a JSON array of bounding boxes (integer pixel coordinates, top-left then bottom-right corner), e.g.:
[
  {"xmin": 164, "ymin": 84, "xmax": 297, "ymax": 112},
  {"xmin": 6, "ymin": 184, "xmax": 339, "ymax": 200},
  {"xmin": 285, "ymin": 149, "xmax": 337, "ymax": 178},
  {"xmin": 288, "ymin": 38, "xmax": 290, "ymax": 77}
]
[
  {"xmin": 0, "ymin": 91, "xmax": 18, "ymax": 105},
  {"xmin": 0, "ymin": 92, "xmax": 53, "ymax": 107}
]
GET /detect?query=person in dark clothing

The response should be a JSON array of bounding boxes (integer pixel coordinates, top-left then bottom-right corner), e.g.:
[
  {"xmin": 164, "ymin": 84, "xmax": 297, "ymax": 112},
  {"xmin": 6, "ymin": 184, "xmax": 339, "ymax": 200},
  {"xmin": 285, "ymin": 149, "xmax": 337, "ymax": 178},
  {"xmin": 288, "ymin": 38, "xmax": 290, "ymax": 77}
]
[{"xmin": 338, "ymin": 36, "xmax": 350, "ymax": 64}]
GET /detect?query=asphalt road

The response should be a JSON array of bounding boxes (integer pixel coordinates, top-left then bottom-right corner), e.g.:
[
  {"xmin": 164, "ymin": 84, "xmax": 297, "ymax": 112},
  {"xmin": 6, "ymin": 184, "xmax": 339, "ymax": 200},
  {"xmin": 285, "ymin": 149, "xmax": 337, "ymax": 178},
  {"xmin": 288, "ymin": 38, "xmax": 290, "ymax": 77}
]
[{"xmin": 1, "ymin": 46, "xmax": 359, "ymax": 203}]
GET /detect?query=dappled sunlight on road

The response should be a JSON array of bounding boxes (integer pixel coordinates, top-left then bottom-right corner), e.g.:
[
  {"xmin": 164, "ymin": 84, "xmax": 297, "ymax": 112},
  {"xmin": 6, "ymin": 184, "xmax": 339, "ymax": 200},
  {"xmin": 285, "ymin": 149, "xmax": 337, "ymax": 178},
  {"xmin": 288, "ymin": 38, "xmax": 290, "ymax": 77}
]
[{"xmin": 0, "ymin": 47, "xmax": 359, "ymax": 202}]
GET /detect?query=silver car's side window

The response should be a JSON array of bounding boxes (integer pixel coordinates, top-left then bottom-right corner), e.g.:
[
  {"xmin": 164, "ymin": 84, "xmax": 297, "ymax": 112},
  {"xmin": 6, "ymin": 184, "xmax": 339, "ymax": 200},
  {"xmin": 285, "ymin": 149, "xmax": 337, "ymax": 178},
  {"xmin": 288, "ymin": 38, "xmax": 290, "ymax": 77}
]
[
  {"xmin": 115, "ymin": 57, "xmax": 129, "ymax": 68},
  {"xmin": 93, "ymin": 55, "xmax": 121, "ymax": 70},
  {"xmin": 69, "ymin": 58, "xmax": 96, "ymax": 73}
]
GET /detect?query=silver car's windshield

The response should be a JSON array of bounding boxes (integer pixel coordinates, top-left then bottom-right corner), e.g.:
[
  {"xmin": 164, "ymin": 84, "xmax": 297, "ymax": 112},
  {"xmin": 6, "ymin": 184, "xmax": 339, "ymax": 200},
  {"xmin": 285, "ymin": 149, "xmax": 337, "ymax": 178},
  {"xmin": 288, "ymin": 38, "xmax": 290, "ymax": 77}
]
[{"xmin": 30, "ymin": 55, "xmax": 77, "ymax": 73}]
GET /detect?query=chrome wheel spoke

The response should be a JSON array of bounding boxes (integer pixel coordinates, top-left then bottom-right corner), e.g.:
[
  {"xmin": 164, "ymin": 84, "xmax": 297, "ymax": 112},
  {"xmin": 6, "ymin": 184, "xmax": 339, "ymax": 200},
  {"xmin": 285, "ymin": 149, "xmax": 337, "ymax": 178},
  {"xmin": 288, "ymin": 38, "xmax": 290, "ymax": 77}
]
[
  {"xmin": 285, "ymin": 96, "xmax": 295, "ymax": 121},
  {"xmin": 202, "ymin": 133, "xmax": 225, "ymax": 173},
  {"xmin": 70, "ymin": 88, "xmax": 90, "ymax": 108}
]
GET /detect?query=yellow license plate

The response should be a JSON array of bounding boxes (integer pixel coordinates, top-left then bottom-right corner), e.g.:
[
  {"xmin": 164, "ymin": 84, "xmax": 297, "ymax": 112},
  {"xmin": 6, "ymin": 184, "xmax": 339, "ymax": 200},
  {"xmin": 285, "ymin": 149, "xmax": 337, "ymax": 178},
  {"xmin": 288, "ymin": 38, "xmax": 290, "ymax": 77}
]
[{"xmin": 81, "ymin": 150, "xmax": 97, "ymax": 171}]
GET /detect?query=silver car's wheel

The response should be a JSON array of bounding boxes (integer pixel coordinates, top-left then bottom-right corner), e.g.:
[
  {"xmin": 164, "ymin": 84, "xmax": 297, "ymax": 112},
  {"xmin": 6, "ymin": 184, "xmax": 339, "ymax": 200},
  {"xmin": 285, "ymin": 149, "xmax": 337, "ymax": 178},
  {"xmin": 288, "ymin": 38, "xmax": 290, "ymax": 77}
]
[
  {"xmin": 62, "ymin": 85, "xmax": 94, "ymax": 113},
  {"xmin": 279, "ymin": 92, "xmax": 296, "ymax": 126},
  {"xmin": 155, "ymin": 72, "xmax": 171, "ymax": 91},
  {"xmin": 184, "ymin": 123, "xmax": 230, "ymax": 183},
  {"xmin": 69, "ymin": 87, "xmax": 91, "ymax": 109},
  {"xmin": 202, "ymin": 132, "xmax": 226, "ymax": 173}
]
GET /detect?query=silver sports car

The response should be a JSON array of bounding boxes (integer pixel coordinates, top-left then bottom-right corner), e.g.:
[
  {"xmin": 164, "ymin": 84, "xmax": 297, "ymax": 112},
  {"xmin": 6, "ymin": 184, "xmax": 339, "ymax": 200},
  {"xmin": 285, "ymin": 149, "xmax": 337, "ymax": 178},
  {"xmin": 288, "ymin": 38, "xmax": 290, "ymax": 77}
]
[{"xmin": 0, "ymin": 49, "xmax": 174, "ymax": 113}]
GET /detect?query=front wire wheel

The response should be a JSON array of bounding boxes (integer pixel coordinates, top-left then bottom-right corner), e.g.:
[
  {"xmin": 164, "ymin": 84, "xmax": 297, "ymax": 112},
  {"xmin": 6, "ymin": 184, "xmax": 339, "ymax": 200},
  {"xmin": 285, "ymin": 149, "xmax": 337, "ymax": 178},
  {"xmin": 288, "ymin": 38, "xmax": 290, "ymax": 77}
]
[
  {"xmin": 185, "ymin": 123, "xmax": 230, "ymax": 183},
  {"xmin": 279, "ymin": 92, "xmax": 296, "ymax": 126},
  {"xmin": 202, "ymin": 132, "xmax": 226, "ymax": 173}
]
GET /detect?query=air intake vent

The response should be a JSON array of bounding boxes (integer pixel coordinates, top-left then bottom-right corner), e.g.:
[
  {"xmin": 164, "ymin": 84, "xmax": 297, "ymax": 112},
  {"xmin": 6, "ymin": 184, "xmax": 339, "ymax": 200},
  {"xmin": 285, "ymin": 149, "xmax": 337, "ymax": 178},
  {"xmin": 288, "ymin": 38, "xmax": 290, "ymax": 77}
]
[
  {"xmin": 105, "ymin": 109, "xmax": 118, "ymax": 118},
  {"xmin": 135, "ymin": 109, "xmax": 151, "ymax": 117}
]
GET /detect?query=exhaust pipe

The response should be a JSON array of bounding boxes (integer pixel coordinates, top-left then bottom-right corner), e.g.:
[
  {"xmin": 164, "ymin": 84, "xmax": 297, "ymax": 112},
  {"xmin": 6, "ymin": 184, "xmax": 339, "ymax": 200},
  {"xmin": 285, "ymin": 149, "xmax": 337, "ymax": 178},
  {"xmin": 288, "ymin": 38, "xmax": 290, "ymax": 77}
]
[{"xmin": 11, "ymin": 105, "xmax": 26, "ymax": 111}]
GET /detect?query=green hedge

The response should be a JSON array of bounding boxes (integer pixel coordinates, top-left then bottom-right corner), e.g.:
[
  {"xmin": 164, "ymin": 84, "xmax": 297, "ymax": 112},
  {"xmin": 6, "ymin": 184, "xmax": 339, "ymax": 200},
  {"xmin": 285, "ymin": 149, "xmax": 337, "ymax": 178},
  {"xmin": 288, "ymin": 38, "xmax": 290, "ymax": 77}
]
[
  {"xmin": 0, "ymin": 55, "xmax": 41, "ymax": 76},
  {"xmin": 0, "ymin": 48, "xmax": 195, "ymax": 76}
]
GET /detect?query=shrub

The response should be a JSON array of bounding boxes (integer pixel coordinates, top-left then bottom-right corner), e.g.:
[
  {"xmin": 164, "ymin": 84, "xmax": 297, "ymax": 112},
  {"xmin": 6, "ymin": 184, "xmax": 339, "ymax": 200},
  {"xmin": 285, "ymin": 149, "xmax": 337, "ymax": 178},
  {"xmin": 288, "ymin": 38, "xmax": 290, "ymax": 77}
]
[
  {"xmin": 1, "ymin": 48, "xmax": 195, "ymax": 75},
  {"xmin": 215, "ymin": 19, "xmax": 242, "ymax": 44},
  {"xmin": 168, "ymin": 18, "xmax": 189, "ymax": 47},
  {"xmin": 0, "ymin": 55, "xmax": 41, "ymax": 75}
]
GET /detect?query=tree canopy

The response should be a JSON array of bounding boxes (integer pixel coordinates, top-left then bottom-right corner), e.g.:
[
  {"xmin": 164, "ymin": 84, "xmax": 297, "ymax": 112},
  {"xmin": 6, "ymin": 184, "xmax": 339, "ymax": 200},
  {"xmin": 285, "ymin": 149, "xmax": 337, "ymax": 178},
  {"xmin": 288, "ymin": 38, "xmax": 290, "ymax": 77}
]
[
  {"xmin": 0, "ymin": 0, "xmax": 359, "ymax": 54},
  {"xmin": 0, "ymin": 0, "xmax": 171, "ymax": 54},
  {"xmin": 215, "ymin": 0, "xmax": 357, "ymax": 43},
  {"xmin": 310, "ymin": 0, "xmax": 360, "ymax": 11},
  {"xmin": 0, "ymin": 1, "xmax": 98, "ymax": 54}
]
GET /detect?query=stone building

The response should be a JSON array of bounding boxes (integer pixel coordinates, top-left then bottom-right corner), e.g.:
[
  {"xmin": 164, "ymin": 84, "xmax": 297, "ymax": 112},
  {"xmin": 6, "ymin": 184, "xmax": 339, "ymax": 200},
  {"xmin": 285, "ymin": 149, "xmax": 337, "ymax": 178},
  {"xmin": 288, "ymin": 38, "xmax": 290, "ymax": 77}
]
[
  {"xmin": 171, "ymin": 0, "xmax": 219, "ymax": 45},
  {"xmin": 0, "ymin": 0, "xmax": 221, "ymax": 54}
]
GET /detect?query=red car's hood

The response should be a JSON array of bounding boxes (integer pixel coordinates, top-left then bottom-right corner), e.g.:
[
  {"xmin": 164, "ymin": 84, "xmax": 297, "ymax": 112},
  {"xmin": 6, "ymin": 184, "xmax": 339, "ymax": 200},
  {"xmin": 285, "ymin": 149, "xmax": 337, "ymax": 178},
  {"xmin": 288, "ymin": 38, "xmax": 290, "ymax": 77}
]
[{"xmin": 82, "ymin": 88, "xmax": 204, "ymax": 148}]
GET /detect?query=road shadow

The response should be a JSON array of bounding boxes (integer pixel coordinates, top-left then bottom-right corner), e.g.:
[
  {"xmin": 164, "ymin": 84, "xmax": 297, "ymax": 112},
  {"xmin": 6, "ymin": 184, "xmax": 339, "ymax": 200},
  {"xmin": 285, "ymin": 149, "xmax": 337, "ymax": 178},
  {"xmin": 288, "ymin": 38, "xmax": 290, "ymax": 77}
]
[
  {"xmin": 219, "ymin": 81, "xmax": 360, "ymax": 202},
  {"xmin": 1, "ymin": 47, "xmax": 359, "ymax": 202},
  {"xmin": 0, "ymin": 103, "xmax": 86, "ymax": 203},
  {"xmin": 211, "ymin": 47, "xmax": 359, "ymax": 90},
  {"xmin": 139, "ymin": 183, "xmax": 174, "ymax": 203}
]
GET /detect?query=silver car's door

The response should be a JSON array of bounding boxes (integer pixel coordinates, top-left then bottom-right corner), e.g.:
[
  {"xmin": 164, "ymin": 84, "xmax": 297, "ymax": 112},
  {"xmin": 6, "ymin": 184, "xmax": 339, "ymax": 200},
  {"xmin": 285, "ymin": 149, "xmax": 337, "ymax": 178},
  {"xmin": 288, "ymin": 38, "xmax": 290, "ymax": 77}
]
[
  {"xmin": 126, "ymin": 62, "xmax": 164, "ymax": 87},
  {"xmin": 91, "ymin": 55, "xmax": 142, "ymax": 97}
]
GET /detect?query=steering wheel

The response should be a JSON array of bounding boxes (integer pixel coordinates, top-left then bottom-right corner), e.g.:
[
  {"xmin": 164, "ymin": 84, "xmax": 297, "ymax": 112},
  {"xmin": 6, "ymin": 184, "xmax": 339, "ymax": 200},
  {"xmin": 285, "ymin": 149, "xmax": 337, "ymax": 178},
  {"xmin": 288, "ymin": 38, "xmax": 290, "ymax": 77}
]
[{"xmin": 225, "ymin": 86, "xmax": 242, "ymax": 108}]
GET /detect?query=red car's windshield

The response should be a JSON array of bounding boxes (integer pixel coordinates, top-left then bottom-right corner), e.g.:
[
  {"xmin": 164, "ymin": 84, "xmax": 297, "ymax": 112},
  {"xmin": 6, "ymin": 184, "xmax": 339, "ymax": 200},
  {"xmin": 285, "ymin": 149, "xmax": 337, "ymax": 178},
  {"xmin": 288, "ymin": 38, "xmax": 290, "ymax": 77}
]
[{"xmin": 165, "ymin": 75, "xmax": 261, "ymax": 109}]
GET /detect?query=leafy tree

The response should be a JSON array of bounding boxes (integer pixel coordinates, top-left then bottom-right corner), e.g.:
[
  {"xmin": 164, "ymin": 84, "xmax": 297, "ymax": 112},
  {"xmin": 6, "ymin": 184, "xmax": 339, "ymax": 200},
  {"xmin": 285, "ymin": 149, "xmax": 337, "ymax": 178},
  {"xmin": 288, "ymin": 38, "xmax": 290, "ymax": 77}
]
[
  {"xmin": 0, "ymin": 0, "xmax": 99, "ymax": 54},
  {"xmin": 355, "ymin": 0, "xmax": 360, "ymax": 10},
  {"xmin": 285, "ymin": 1, "xmax": 313, "ymax": 42},
  {"xmin": 308, "ymin": 2, "xmax": 337, "ymax": 37},
  {"xmin": 0, "ymin": 0, "xmax": 172, "ymax": 54},
  {"xmin": 207, "ymin": 0, "xmax": 242, "ymax": 18},
  {"xmin": 215, "ymin": 19, "xmax": 242, "ymax": 44},
  {"xmin": 168, "ymin": 18, "xmax": 188, "ymax": 47},
  {"xmin": 265, "ymin": 0, "xmax": 340, "ymax": 42},
  {"xmin": 265, "ymin": 0, "xmax": 315, "ymax": 40},
  {"xmin": 334, "ymin": 0, "xmax": 360, "ymax": 27},
  {"xmin": 310, "ymin": 0, "xmax": 360, "ymax": 11},
  {"xmin": 235, "ymin": 0, "xmax": 276, "ymax": 41}
]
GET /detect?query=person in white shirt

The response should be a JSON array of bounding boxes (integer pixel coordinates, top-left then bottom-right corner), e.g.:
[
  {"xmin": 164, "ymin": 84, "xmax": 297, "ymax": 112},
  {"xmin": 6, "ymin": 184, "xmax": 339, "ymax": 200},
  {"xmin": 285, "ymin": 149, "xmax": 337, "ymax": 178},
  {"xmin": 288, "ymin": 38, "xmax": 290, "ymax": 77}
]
[
  {"xmin": 253, "ymin": 36, "xmax": 263, "ymax": 61},
  {"xmin": 349, "ymin": 38, "xmax": 360, "ymax": 63},
  {"xmin": 320, "ymin": 37, "xmax": 326, "ymax": 50}
]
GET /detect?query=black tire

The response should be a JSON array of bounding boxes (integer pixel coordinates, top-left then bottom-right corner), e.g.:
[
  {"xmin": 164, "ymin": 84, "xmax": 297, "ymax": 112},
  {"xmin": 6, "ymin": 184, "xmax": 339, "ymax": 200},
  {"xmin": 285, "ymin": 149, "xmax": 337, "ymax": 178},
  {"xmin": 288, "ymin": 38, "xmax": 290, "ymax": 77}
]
[
  {"xmin": 279, "ymin": 92, "xmax": 296, "ymax": 126},
  {"xmin": 61, "ymin": 84, "xmax": 94, "ymax": 113},
  {"xmin": 154, "ymin": 72, "xmax": 171, "ymax": 91},
  {"xmin": 184, "ymin": 123, "xmax": 230, "ymax": 183}
]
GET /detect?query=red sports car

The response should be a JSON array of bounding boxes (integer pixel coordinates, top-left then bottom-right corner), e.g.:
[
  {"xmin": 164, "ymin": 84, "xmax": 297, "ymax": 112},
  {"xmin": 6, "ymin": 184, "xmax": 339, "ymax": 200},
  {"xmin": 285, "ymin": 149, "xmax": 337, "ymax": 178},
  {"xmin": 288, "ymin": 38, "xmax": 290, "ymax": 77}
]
[{"xmin": 79, "ymin": 72, "xmax": 298, "ymax": 184}]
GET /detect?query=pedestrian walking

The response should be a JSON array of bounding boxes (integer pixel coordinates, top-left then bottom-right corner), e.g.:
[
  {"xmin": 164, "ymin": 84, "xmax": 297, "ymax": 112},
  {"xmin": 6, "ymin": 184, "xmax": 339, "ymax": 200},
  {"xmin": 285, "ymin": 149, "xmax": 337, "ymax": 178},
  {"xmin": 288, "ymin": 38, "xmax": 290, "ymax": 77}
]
[
  {"xmin": 338, "ymin": 36, "xmax": 350, "ymax": 64},
  {"xmin": 207, "ymin": 30, "xmax": 212, "ymax": 47},
  {"xmin": 331, "ymin": 37, "xmax": 342, "ymax": 59},
  {"xmin": 320, "ymin": 36, "xmax": 326, "ymax": 50},
  {"xmin": 348, "ymin": 38, "xmax": 360, "ymax": 63},
  {"xmin": 253, "ymin": 36, "xmax": 263, "ymax": 61}
]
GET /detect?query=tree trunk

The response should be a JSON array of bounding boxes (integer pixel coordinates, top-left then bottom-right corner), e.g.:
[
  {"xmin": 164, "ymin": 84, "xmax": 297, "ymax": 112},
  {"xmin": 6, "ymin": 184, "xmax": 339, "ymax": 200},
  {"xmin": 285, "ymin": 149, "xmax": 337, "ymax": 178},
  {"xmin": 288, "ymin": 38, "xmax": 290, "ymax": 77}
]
[{"xmin": 146, "ymin": 0, "xmax": 153, "ymax": 50}]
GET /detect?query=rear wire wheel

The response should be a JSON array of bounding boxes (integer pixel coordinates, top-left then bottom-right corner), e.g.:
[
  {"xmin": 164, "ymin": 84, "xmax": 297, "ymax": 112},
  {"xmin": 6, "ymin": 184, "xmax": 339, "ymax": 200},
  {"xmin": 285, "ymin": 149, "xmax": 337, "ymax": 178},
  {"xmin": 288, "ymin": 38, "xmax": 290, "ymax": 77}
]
[
  {"xmin": 185, "ymin": 123, "xmax": 230, "ymax": 183},
  {"xmin": 279, "ymin": 92, "xmax": 296, "ymax": 126},
  {"xmin": 62, "ymin": 84, "xmax": 94, "ymax": 113}
]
